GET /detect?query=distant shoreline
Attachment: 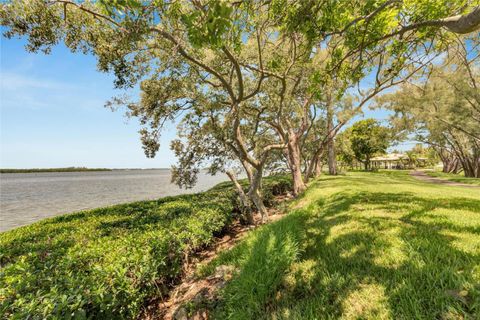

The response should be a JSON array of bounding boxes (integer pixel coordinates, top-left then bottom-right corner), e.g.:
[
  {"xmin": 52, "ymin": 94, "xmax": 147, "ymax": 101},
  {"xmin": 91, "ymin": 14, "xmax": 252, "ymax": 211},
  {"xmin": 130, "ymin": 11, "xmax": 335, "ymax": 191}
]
[{"xmin": 0, "ymin": 167, "xmax": 113, "ymax": 173}]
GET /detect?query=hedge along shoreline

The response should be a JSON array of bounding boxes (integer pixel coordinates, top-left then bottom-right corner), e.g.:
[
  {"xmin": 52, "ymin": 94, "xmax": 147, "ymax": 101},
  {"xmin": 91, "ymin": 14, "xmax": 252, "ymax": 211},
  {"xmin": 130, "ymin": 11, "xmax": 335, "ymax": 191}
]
[{"xmin": 0, "ymin": 175, "xmax": 292, "ymax": 319}]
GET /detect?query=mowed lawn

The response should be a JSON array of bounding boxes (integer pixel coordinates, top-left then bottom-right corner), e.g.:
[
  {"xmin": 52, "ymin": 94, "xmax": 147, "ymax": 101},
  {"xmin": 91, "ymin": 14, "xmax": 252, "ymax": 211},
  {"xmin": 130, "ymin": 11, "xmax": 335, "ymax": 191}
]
[{"xmin": 202, "ymin": 171, "xmax": 480, "ymax": 319}]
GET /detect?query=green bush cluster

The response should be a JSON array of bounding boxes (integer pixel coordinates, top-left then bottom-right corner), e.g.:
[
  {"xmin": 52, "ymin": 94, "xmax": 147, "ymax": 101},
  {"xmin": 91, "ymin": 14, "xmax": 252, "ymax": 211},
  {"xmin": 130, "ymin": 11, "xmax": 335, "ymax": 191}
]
[
  {"xmin": 262, "ymin": 175, "xmax": 293, "ymax": 207},
  {"xmin": 0, "ymin": 176, "xmax": 291, "ymax": 319}
]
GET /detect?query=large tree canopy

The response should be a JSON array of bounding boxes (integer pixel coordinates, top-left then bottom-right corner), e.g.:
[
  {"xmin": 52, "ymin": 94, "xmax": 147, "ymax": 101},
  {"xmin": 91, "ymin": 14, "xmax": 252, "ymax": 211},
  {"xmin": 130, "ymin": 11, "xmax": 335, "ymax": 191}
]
[
  {"xmin": 1, "ymin": 0, "xmax": 478, "ymax": 219},
  {"xmin": 378, "ymin": 36, "xmax": 480, "ymax": 177}
]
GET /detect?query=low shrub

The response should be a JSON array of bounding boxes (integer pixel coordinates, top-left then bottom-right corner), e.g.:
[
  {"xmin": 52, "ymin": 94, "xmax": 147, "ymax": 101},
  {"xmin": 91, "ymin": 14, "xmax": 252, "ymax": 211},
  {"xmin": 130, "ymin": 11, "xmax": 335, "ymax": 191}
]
[
  {"xmin": 262, "ymin": 175, "xmax": 293, "ymax": 207},
  {"xmin": 0, "ymin": 176, "xmax": 291, "ymax": 319}
]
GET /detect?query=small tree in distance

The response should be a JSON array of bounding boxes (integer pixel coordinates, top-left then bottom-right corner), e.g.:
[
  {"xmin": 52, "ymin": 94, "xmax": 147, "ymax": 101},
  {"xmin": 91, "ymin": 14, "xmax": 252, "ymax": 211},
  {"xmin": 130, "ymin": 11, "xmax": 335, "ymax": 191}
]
[{"xmin": 348, "ymin": 119, "xmax": 391, "ymax": 170}]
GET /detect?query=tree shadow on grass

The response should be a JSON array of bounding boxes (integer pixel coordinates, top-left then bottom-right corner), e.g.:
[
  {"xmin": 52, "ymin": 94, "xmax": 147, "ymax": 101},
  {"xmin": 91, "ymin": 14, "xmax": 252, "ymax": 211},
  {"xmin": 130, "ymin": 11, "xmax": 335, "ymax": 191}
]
[
  {"xmin": 213, "ymin": 190, "xmax": 480, "ymax": 319},
  {"xmin": 209, "ymin": 212, "xmax": 311, "ymax": 320},
  {"xmin": 296, "ymin": 192, "xmax": 478, "ymax": 319}
]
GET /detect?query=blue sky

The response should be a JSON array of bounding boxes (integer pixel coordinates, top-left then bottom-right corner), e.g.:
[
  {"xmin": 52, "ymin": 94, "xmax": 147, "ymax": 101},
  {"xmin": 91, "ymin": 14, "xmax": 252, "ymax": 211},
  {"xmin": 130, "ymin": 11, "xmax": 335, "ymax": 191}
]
[
  {"xmin": 1, "ymin": 35, "xmax": 177, "ymax": 169},
  {"xmin": 0, "ymin": 34, "xmax": 413, "ymax": 169}
]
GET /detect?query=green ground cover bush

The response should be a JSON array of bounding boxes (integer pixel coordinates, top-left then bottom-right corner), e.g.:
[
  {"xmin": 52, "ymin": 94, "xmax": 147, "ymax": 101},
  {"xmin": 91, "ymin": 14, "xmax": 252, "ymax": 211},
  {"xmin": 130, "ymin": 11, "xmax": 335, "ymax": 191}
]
[
  {"xmin": 425, "ymin": 171, "xmax": 480, "ymax": 186},
  {"xmin": 0, "ymin": 176, "xmax": 291, "ymax": 319},
  {"xmin": 204, "ymin": 171, "xmax": 480, "ymax": 319}
]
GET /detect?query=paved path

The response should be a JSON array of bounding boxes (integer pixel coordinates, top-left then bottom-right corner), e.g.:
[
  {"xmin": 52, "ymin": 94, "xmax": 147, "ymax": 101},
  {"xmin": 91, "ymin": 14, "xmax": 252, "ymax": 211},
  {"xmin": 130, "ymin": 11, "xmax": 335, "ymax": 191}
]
[{"xmin": 410, "ymin": 171, "xmax": 479, "ymax": 188}]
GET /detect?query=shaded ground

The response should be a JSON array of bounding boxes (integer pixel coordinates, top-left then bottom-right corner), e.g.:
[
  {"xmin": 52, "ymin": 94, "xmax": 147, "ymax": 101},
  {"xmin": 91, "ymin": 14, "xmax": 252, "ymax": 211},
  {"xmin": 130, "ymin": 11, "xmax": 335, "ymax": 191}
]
[{"xmin": 410, "ymin": 170, "xmax": 479, "ymax": 188}]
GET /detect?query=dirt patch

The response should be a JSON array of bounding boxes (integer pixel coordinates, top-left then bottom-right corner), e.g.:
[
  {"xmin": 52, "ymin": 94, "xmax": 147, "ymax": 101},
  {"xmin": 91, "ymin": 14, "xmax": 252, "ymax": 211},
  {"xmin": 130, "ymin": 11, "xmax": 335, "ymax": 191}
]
[
  {"xmin": 410, "ymin": 171, "xmax": 479, "ymax": 188},
  {"xmin": 158, "ymin": 265, "xmax": 235, "ymax": 320},
  {"xmin": 140, "ymin": 194, "xmax": 293, "ymax": 319}
]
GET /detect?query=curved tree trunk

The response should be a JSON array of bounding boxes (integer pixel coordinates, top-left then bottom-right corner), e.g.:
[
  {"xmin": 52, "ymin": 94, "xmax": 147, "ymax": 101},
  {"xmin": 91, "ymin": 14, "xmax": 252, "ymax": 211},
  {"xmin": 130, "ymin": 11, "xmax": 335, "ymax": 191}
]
[
  {"xmin": 241, "ymin": 159, "xmax": 254, "ymax": 183},
  {"xmin": 442, "ymin": 158, "xmax": 459, "ymax": 173},
  {"xmin": 226, "ymin": 170, "xmax": 254, "ymax": 225},
  {"xmin": 436, "ymin": 147, "xmax": 459, "ymax": 173},
  {"xmin": 461, "ymin": 152, "xmax": 480, "ymax": 178},
  {"xmin": 247, "ymin": 166, "xmax": 268, "ymax": 223},
  {"xmin": 287, "ymin": 132, "xmax": 306, "ymax": 196},
  {"xmin": 305, "ymin": 147, "xmax": 325, "ymax": 182}
]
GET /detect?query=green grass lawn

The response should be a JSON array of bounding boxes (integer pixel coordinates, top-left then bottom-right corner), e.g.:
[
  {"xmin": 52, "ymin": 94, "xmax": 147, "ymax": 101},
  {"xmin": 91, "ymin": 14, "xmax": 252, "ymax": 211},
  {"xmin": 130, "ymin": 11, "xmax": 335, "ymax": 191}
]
[
  {"xmin": 425, "ymin": 171, "xmax": 480, "ymax": 186},
  {"xmin": 201, "ymin": 171, "xmax": 480, "ymax": 319}
]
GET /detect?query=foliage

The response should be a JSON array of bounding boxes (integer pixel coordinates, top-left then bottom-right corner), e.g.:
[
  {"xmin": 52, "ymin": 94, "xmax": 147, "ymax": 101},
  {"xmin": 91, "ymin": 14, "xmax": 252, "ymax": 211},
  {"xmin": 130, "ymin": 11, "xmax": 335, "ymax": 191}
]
[
  {"xmin": 259, "ymin": 175, "xmax": 293, "ymax": 207},
  {"xmin": 405, "ymin": 144, "xmax": 438, "ymax": 168},
  {"xmin": 0, "ymin": 0, "xmax": 470, "ymax": 210},
  {"xmin": 0, "ymin": 176, "xmax": 292, "ymax": 319},
  {"xmin": 378, "ymin": 38, "xmax": 480, "ymax": 177},
  {"xmin": 335, "ymin": 130, "xmax": 356, "ymax": 169},
  {"xmin": 346, "ymin": 119, "xmax": 391, "ymax": 170},
  {"xmin": 203, "ymin": 171, "xmax": 480, "ymax": 319},
  {"xmin": 0, "ymin": 1, "xmax": 479, "ymax": 317}
]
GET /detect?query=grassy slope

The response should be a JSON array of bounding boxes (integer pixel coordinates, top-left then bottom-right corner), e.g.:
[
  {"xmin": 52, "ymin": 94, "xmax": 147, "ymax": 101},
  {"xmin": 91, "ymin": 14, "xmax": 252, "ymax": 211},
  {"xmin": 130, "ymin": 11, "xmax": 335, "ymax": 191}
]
[
  {"xmin": 0, "ymin": 176, "xmax": 291, "ymax": 319},
  {"xmin": 203, "ymin": 171, "xmax": 480, "ymax": 320},
  {"xmin": 425, "ymin": 171, "xmax": 480, "ymax": 186}
]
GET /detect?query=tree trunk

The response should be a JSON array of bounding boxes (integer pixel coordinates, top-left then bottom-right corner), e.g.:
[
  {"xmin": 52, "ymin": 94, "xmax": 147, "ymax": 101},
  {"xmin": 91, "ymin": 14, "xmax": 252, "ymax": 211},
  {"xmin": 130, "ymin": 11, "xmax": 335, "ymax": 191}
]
[
  {"xmin": 226, "ymin": 170, "xmax": 254, "ymax": 225},
  {"xmin": 327, "ymin": 139, "xmax": 337, "ymax": 175},
  {"xmin": 326, "ymin": 99, "xmax": 337, "ymax": 175},
  {"xmin": 462, "ymin": 153, "xmax": 480, "ymax": 178},
  {"xmin": 304, "ymin": 147, "xmax": 324, "ymax": 182},
  {"xmin": 315, "ymin": 157, "xmax": 323, "ymax": 176},
  {"xmin": 437, "ymin": 148, "xmax": 459, "ymax": 173},
  {"xmin": 442, "ymin": 154, "xmax": 453, "ymax": 173},
  {"xmin": 287, "ymin": 131, "xmax": 306, "ymax": 196},
  {"xmin": 363, "ymin": 157, "xmax": 371, "ymax": 171},
  {"xmin": 241, "ymin": 159, "xmax": 254, "ymax": 183},
  {"xmin": 247, "ymin": 167, "xmax": 268, "ymax": 223},
  {"xmin": 442, "ymin": 159, "xmax": 452, "ymax": 173}
]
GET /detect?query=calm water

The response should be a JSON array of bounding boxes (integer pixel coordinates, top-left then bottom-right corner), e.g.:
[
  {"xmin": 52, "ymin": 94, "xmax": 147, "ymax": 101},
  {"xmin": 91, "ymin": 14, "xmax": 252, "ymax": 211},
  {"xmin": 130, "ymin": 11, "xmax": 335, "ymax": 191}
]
[{"xmin": 0, "ymin": 169, "xmax": 228, "ymax": 232}]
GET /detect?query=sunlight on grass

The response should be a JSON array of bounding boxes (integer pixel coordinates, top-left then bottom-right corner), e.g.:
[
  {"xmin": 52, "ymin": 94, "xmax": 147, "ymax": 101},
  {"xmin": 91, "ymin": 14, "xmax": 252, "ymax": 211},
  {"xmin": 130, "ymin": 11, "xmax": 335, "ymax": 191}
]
[
  {"xmin": 341, "ymin": 283, "xmax": 391, "ymax": 319},
  {"xmin": 203, "ymin": 171, "xmax": 480, "ymax": 319}
]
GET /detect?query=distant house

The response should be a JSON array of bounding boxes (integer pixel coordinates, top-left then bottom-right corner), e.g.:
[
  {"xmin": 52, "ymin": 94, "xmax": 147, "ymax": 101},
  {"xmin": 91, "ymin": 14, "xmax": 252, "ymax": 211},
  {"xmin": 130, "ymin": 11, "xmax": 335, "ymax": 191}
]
[{"xmin": 371, "ymin": 153, "xmax": 428, "ymax": 169}]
